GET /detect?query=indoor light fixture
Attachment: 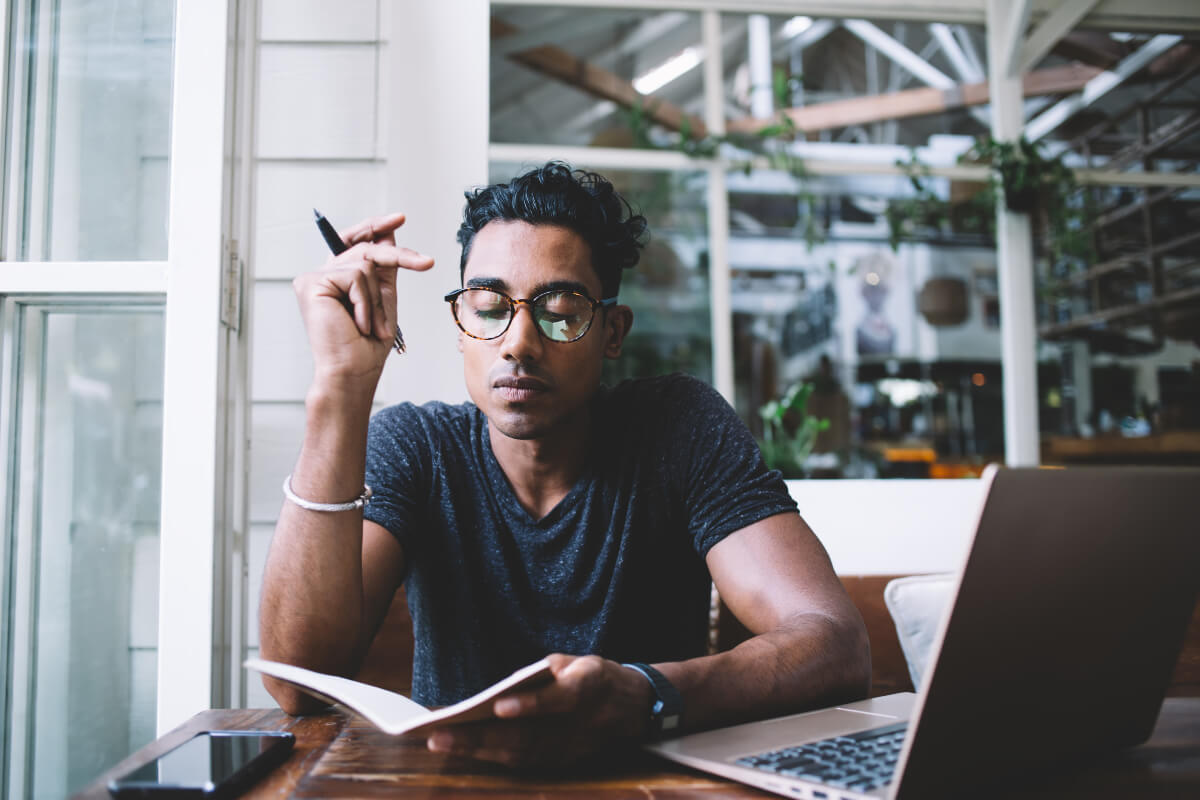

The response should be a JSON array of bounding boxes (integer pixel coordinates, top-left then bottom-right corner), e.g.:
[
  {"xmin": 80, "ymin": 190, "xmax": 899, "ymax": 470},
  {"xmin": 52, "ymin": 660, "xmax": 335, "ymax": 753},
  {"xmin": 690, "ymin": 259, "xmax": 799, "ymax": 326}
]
[
  {"xmin": 781, "ymin": 15, "xmax": 814, "ymax": 39},
  {"xmin": 633, "ymin": 46, "xmax": 703, "ymax": 94}
]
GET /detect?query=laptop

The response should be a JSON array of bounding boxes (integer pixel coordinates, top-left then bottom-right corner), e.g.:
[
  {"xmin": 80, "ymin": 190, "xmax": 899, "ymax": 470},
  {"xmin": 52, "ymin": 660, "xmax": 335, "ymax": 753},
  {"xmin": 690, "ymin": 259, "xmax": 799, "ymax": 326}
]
[{"xmin": 646, "ymin": 466, "xmax": 1200, "ymax": 799}]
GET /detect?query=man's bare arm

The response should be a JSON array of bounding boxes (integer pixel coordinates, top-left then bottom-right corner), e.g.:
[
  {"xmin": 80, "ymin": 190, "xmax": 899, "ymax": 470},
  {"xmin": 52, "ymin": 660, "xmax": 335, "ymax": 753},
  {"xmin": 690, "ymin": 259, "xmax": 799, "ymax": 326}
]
[
  {"xmin": 660, "ymin": 511, "xmax": 871, "ymax": 731},
  {"xmin": 257, "ymin": 398, "xmax": 406, "ymax": 714},
  {"xmin": 257, "ymin": 213, "xmax": 430, "ymax": 714}
]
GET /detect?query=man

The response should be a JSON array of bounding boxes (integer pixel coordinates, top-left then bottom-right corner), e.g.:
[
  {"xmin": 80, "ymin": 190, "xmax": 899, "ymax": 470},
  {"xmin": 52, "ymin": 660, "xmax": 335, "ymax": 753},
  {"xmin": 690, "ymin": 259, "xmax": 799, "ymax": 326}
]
[{"xmin": 259, "ymin": 163, "xmax": 869, "ymax": 767}]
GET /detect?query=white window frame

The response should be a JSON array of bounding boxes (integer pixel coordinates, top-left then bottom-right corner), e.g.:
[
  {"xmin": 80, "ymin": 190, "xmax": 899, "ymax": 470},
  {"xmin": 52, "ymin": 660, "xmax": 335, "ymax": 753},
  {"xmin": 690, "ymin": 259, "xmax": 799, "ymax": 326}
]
[{"xmin": 0, "ymin": 0, "xmax": 249, "ymax": 742}]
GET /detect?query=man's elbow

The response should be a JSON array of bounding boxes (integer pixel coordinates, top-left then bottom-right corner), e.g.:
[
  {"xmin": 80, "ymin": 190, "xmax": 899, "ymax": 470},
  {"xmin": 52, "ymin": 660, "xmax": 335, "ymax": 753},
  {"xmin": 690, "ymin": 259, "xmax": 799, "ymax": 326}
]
[
  {"xmin": 263, "ymin": 675, "xmax": 331, "ymax": 717},
  {"xmin": 837, "ymin": 610, "xmax": 873, "ymax": 700}
]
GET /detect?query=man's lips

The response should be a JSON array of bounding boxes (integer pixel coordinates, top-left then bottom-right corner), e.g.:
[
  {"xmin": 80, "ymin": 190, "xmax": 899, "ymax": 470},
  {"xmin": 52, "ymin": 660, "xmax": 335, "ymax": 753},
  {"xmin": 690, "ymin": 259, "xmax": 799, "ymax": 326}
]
[{"xmin": 492, "ymin": 375, "xmax": 551, "ymax": 401}]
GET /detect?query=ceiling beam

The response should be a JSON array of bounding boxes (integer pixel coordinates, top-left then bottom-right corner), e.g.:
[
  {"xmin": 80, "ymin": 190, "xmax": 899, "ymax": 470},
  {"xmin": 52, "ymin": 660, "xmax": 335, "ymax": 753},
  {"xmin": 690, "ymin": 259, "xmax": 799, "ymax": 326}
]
[
  {"xmin": 726, "ymin": 62, "xmax": 1101, "ymax": 134},
  {"xmin": 1103, "ymin": 109, "xmax": 1200, "ymax": 171},
  {"xmin": 1025, "ymin": 34, "xmax": 1183, "ymax": 141},
  {"xmin": 928, "ymin": 23, "xmax": 983, "ymax": 83},
  {"xmin": 784, "ymin": 17, "xmax": 837, "ymax": 50},
  {"xmin": 1052, "ymin": 31, "xmax": 1126, "ymax": 68},
  {"xmin": 1018, "ymin": 0, "xmax": 1102, "ymax": 73},
  {"xmin": 953, "ymin": 25, "xmax": 986, "ymax": 80},
  {"xmin": 491, "ymin": 17, "xmax": 707, "ymax": 136},
  {"xmin": 842, "ymin": 19, "xmax": 955, "ymax": 89},
  {"xmin": 1069, "ymin": 56, "xmax": 1200, "ymax": 150},
  {"xmin": 490, "ymin": 13, "xmax": 604, "ymax": 59},
  {"xmin": 998, "ymin": 0, "xmax": 1034, "ymax": 78},
  {"xmin": 610, "ymin": 11, "xmax": 692, "ymax": 59}
]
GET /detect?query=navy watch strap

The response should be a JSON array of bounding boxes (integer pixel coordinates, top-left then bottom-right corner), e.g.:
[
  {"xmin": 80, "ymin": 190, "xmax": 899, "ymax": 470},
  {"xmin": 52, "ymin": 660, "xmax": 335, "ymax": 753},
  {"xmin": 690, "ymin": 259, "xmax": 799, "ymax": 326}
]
[{"xmin": 623, "ymin": 662, "xmax": 683, "ymax": 739}]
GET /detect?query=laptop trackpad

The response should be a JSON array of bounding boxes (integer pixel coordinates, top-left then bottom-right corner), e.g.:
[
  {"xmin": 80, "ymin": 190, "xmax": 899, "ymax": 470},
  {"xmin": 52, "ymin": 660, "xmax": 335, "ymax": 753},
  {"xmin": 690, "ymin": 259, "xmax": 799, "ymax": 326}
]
[{"xmin": 655, "ymin": 707, "xmax": 903, "ymax": 762}]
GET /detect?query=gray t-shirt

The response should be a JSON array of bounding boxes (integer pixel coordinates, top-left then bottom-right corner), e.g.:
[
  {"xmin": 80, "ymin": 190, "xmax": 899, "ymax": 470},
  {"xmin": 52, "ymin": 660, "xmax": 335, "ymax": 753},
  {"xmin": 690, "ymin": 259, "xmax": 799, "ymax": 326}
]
[{"xmin": 364, "ymin": 373, "xmax": 797, "ymax": 705}]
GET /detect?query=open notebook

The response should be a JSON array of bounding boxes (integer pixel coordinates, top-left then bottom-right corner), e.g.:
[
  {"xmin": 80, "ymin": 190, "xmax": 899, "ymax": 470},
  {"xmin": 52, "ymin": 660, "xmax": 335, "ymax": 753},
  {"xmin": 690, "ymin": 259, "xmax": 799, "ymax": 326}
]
[{"xmin": 244, "ymin": 657, "xmax": 553, "ymax": 736}]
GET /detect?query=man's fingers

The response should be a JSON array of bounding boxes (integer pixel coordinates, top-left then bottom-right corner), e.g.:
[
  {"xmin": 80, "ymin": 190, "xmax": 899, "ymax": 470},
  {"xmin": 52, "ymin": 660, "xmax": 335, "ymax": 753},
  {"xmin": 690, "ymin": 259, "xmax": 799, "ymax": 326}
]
[
  {"xmin": 363, "ymin": 242, "xmax": 435, "ymax": 272},
  {"xmin": 346, "ymin": 271, "xmax": 374, "ymax": 337},
  {"xmin": 494, "ymin": 655, "xmax": 603, "ymax": 718},
  {"xmin": 493, "ymin": 683, "xmax": 576, "ymax": 717},
  {"xmin": 360, "ymin": 261, "xmax": 389, "ymax": 341},
  {"xmin": 339, "ymin": 212, "xmax": 407, "ymax": 247},
  {"xmin": 307, "ymin": 266, "xmax": 381, "ymax": 340},
  {"xmin": 332, "ymin": 241, "xmax": 434, "ymax": 273}
]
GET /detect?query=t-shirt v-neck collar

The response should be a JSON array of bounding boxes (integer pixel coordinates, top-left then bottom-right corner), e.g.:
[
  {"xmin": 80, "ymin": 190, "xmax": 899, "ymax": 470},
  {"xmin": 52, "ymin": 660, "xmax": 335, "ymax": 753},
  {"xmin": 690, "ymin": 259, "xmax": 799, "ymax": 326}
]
[{"xmin": 478, "ymin": 414, "xmax": 596, "ymax": 528}]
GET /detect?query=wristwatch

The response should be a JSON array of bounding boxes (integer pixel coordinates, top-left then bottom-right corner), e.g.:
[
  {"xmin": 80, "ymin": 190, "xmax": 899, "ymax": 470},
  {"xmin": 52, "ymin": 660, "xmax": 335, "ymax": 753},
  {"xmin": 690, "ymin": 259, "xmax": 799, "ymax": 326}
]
[{"xmin": 623, "ymin": 662, "xmax": 683, "ymax": 739}]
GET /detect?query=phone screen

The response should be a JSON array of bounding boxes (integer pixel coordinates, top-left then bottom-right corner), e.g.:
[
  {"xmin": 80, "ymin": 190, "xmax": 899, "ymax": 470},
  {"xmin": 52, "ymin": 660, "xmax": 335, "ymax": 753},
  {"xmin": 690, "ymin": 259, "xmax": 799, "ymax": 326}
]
[{"xmin": 109, "ymin": 731, "xmax": 294, "ymax": 796}]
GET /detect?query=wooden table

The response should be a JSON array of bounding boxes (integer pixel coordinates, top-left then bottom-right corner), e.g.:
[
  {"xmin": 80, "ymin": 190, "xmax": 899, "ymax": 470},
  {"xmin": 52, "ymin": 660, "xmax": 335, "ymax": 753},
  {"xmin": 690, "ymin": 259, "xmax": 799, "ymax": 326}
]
[{"xmin": 77, "ymin": 699, "xmax": 1200, "ymax": 798}]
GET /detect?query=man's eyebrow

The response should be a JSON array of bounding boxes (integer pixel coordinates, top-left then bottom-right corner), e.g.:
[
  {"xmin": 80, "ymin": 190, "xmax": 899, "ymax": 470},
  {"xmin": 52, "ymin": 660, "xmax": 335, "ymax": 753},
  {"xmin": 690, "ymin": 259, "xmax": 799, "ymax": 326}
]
[
  {"xmin": 464, "ymin": 277, "xmax": 596, "ymax": 297},
  {"xmin": 530, "ymin": 280, "xmax": 594, "ymax": 297},
  {"xmin": 465, "ymin": 276, "xmax": 508, "ymax": 291}
]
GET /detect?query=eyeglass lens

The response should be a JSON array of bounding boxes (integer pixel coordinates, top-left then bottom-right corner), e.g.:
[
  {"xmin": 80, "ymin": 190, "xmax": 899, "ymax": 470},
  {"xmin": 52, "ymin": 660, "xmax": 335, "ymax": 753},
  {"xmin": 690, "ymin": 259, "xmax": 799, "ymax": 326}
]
[{"xmin": 455, "ymin": 289, "xmax": 596, "ymax": 342}]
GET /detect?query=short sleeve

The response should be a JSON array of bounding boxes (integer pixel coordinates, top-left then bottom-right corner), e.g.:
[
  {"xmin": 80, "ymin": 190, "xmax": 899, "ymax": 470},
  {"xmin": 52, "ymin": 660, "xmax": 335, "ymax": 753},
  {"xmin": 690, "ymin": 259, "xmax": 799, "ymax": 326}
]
[
  {"xmin": 363, "ymin": 403, "xmax": 433, "ymax": 555},
  {"xmin": 660, "ymin": 376, "xmax": 799, "ymax": 555}
]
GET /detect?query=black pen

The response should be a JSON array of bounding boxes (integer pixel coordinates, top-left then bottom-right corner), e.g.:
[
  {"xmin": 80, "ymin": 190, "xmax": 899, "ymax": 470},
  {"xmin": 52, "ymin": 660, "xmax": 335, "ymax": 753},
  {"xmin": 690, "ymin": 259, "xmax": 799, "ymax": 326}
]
[
  {"xmin": 313, "ymin": 208, "xmax": 348, "ymax": 255},
  {"xmin": 314, "ymin": 208, "xmax": 405, "ymax": 354}
]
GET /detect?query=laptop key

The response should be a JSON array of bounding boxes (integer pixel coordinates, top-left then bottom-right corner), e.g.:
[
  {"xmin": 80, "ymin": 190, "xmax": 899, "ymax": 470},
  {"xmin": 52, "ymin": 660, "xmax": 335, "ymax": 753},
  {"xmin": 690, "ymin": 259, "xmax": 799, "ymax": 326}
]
[{"xmin": 769, "ymin": 756, "xmax": 822, "ymax": 772}]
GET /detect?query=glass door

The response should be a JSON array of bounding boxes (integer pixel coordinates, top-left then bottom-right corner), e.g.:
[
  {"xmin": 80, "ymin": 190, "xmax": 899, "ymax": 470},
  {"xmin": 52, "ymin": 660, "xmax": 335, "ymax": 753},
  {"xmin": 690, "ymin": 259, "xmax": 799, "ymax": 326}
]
[{"xmin": 0, "ymin": 1, "xmax": 245, "ymax": 796}]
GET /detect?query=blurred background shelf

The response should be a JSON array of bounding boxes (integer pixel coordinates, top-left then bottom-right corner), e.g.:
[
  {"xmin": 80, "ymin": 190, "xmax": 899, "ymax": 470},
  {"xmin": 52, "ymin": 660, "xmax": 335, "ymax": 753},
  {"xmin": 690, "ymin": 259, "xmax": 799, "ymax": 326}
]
[{"xmin": 1045, "ymin": 431, "xmax": 1200, "ymax": 464}]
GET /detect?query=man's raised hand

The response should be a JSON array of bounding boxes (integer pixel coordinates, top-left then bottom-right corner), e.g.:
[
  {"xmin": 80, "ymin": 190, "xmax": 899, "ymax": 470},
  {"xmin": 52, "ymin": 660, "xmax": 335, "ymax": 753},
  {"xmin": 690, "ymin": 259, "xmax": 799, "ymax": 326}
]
[{"xmin": 293, "ymin": 212, "xmax": 433, "ymax": 390}]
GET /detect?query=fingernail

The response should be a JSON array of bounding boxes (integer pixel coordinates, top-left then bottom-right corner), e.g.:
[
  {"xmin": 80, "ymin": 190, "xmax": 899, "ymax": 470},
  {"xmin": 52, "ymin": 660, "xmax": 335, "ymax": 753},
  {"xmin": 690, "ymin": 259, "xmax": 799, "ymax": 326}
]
[
  {"xmin": 428, "ymin": 732, "xmax": 453, "ymax": 752},
  {"xmin": 495, "ymin": 698, "xmax": 520, "ymax": 716}
]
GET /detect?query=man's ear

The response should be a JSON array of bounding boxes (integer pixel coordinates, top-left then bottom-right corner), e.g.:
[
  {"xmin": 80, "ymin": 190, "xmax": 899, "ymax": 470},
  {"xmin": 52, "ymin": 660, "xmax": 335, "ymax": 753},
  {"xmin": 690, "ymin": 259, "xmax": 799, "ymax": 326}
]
[{"xmin": 603, "ymin": 305, "xmax": 634, "ymax": 359}]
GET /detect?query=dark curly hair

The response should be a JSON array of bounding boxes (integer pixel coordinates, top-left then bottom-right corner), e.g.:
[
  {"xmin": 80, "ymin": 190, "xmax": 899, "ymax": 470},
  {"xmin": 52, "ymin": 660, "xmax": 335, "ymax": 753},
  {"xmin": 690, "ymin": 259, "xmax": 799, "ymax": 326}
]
[{"xmin": 457, "ymin": 162, "xmax": 648, "ymax": 298}]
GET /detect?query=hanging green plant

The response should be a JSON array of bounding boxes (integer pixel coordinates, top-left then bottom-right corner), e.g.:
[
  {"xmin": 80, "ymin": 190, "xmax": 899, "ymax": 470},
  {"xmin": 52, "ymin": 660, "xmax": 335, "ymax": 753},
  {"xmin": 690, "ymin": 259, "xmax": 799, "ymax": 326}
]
[
  {"xmin": 885, "ymin": 152, "xmax": 952, "ymax": 249},
  {"xmin": 885, "ymin": 137, "xmax": 1094, "ymax": 276},
  {"xmin": 627, "ymin": 68, "xmax": 827, "ymax": 248},
  {"xmin": 963, "ymin": 136, "xmax": 1096, "ymax": 267},
  {"xmin": 964, "ymin": 136, "xmax": 1071, "ymax": 213}
]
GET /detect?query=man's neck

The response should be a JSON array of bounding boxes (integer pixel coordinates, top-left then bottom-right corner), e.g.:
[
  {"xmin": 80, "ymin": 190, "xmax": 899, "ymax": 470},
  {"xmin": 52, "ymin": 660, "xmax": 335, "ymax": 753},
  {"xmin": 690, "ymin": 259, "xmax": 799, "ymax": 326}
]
[{"xmin": 488, "ymin": 412, "xmax": 592, "ymax": 521}]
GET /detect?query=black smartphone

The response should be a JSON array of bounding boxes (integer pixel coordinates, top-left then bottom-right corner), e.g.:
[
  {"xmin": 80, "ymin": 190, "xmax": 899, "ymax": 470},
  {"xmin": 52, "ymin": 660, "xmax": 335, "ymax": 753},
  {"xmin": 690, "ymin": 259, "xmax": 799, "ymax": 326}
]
[{"xmin": 107, "ymin": 730, "xmax": 295, "ymax": 798}]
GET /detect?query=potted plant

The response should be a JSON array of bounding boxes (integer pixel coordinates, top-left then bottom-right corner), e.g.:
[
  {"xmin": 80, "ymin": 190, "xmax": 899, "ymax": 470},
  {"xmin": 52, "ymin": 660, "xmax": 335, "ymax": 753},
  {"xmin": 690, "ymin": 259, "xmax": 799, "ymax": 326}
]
[
  {"xmin": 758, "ymin": 381, "xmax": 830, "ymax": 478},
  {"xmin": 965, "ymin": 136, "xmax": 1074, "ymax": 214}
]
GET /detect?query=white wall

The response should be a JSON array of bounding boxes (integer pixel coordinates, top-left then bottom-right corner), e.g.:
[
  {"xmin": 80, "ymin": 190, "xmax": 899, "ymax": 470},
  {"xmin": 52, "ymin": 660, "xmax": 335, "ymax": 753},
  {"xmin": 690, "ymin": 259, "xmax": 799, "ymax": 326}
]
[
  {"xmin": 788, "ymin": 479, "xmax": 984, "ymax": 575},
  {"xmin": 245, "ymin": 0, "xmax": 487, "ymax": 707},
  {"xmin": 248, "ymin": 0, "xmax": 387, "ymax": 707}
]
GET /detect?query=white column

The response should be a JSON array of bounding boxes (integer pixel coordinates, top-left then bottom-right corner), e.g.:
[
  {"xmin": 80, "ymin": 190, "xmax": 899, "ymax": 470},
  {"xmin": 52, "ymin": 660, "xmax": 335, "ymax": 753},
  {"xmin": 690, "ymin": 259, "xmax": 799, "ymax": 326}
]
[
  {"xmin": 157, "ymin": 0, "xmax": 232, "ymax": 732},
  {"xmin": 1070, "ymin": 341, "xmax": 1093, "ymax": 434},
  {"xmin": 747, "ymin": 14, "xmax": 773, "ymax": 119},
  {"xmin": 704, "ymin": 10, "xmax": 733, "ymax": 404},
  {"xmin": 378, "ymin": 1, "xmax": 489, "ymax": 405},
  {"xmin": 986, "ymin": 0, "xmax": 1039, "ymax": 466}
]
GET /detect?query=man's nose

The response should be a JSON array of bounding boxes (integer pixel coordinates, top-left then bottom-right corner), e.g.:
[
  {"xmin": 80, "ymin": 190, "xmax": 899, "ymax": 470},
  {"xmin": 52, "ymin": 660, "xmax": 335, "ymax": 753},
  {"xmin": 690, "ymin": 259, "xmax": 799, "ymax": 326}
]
[{"xmin": 499, "ymin": 303, "xmax": 544, "ymax": 362}]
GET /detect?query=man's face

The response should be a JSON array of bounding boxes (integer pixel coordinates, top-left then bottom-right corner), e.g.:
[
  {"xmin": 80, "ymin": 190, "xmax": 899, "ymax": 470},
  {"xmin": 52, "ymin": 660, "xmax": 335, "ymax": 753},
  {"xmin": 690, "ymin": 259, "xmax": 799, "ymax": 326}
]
[{"xmin": 458, "ymin": 220, "xmax": 630, "ymax": 442}]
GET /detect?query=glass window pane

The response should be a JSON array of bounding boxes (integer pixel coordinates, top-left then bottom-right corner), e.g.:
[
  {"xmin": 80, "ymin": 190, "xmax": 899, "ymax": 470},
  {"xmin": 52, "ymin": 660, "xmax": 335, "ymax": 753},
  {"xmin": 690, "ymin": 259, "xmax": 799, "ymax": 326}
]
[
  {"xmin": 729, "ymin": 177, "xmax": 1003, "ymax": 479},
  {"xmin": 490, "ymin": 5, "xmax": 702, "ymax": 149},
  {"xmin": 489, "ymin": 162, "xmax": 712, "ymax": 384},
  {"xmin": 9, "ymin": 0, "xmax": 176, "ymax": 260},
  {"xmin": 1038, "ymin": 179, "xmax": 1200, "ymax": 467},
  {"xmin": 3, "ymin": 305, "xmax": 164, "ymax": 798},
  {"xmin": 722, "ymin": 15, "xmax": 989, "ymax": 147}
]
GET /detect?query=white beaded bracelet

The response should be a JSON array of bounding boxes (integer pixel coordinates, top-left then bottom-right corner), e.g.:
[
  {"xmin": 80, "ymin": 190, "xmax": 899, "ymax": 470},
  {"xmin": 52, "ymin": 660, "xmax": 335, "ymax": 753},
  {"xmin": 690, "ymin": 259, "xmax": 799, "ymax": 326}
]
[{"xmin": 282, "ymin": 474, "xmax": 372, "ymax": 512}]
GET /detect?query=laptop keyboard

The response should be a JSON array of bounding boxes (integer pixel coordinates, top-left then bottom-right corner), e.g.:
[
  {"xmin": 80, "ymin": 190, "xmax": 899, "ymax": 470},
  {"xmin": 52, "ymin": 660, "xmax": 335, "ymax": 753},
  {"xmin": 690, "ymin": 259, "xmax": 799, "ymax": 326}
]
[{"xmin": 734, "ymin": 721, "xmax": 908, "ymax": 793}]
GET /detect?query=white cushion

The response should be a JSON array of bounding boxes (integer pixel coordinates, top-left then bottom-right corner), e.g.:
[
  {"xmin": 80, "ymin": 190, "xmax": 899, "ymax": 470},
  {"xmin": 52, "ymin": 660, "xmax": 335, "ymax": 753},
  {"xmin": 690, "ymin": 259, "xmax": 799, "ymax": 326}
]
[{"xmin": 883, "ymin": 573, "xmax": 955, "ymax": 689}]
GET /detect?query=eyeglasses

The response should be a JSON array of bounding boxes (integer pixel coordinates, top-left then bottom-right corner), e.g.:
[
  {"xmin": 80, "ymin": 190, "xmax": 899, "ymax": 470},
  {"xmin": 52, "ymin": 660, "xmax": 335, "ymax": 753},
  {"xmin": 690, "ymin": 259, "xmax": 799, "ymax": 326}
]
[{"xmin": 444, "ymin": 287, "xmax": 616, "ymax": 343}]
